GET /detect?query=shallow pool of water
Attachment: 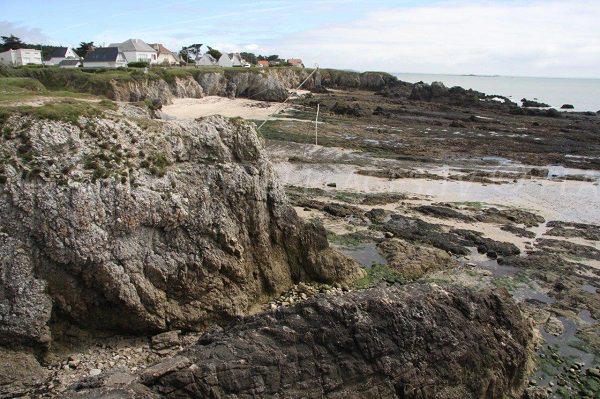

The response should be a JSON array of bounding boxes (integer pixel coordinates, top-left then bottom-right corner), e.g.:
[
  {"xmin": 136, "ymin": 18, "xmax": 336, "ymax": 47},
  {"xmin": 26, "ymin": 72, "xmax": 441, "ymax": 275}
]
[{"xmin": 338, "ymin": 242, "xmax": 387, "ymax": 268}]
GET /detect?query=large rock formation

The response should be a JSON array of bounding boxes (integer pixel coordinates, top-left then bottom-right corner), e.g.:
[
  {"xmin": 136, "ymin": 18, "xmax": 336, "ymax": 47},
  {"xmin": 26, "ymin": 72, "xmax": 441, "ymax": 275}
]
[
  {"xmin": 0, "ymin": 113, "xmax": 362, "ymax": 348},
  {"xmin": 69, "ymin": 284, "xmax": 534, "ymax": 398}
]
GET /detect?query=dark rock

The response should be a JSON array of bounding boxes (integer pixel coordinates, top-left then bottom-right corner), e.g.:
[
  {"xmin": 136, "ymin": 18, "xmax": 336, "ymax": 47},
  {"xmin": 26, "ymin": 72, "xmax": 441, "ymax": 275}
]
[
  {"xmin": 330, "ymin": 101, "xmax": 363, "ymax": 117},
  {"xmin": 68, "ymin": 284, "xmax": 534, "ymax": 399},
  {"xmin": 500, "ymin": 224, "xmax": 536, "ymax": 239},
  {"xmin": 151, "ymin": 330, "xmax": 180, "ymax": 353},
  {"xmin": 415, "ymin": 205, "xmax": 474, "ymax": 222},
  {"xmin": 560, "ymin": 104, "xmax": 575, "ymax": 109},
  {"xmin": 487, "ymin": 250, "xmax": 498, "ymax": 259},
  {"xmin": 365, "ymin": 208, "xmax": 387, "ymax": 223},
  {"xmin": 521, "ymin": 98, "xmax": 550, "ymax": 108},
  {"xmin": 452, "ymin": 229, "xmax": 521, "ymax": 256},
  {"xmin": 326, "ymin": 182, "xmax": 337, "ymax": 187},
  {"xmin": 322, "ymin": 203, "xmax": 363, "ymax": 218}
]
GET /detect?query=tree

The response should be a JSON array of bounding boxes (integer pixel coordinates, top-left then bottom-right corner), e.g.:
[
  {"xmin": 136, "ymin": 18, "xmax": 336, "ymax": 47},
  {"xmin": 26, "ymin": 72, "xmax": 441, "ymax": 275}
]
[
  {"xmin": 240, "ymin": 52, "xmax": 257, "ymax": 65},
  {"xmin": 1, "ymin": 34, "xmax": 25, "ymax": 51},
  {"xmin": 179, "ymin": 43, "xmax": 203, "ymax": 63},
  {"xmin": 206, "ymin": 46, "xmax": 222, "ymax": 60},
  {"xmin": 74, "ymin": 42, "xmax": 95, "ymax": 58},
  {"xmin": 267, "ymin": 54, "xmax": 279, "ymax": 61}
]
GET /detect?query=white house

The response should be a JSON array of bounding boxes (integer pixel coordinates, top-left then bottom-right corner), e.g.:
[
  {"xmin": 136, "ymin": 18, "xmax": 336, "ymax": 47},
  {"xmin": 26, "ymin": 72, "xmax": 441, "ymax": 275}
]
[
  {"xmin": 149, "ymin": 43, "xmax": 179, "ymax": 65},
  {"xmin": 217, "ymin": 54, "xmax": 233, "ymax": 67},
  {"xmin": 230, "ymin": 53, "xmax": 243, "ymax": 67},
  {"xmin": 109, "ymin": 39, "xmax": 157, "ymax": 64},
  {"xmin": 82, "ymin": 47, "xmax": 127, "ymax": 68},
  {"xmin": 196, "ymin": 53, "xmax": 216, "ymax": 66},
  {"xmin": 45, "ymin": 47, "xmax": 80, "ymax": 66},
  {"xmin": 0, "ymin": 48, "xmax": 42, "ymax": 66}
]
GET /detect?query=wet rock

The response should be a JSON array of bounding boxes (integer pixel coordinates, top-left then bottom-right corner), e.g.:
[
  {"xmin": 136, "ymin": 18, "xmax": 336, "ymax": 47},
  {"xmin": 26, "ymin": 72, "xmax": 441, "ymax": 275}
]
[
  {"xmin": 452, "ymin": 229, "xmax": 521, "ymax": 256},
  {"xmin": 545, "ymin": 221, "xmax": 600, "ymax": 241},
  {"xmin": 544, "ymin": 316, "xmax": 565, "ymax": 336},
  {"xmin": 536, "ymin": 239, "xmax": 600, "ymax": 261},
  {"xmin": 487, "ymin": 250, "xmax": 498, "ymax": 259},
  {"xmin": 377, "ymin": 238, "xmax": 458, "ymax": 280},
  {"xmin": 322, "ymin": 202, "xmax": 363, "ymax": 218},
  {"xmin": 476, "ymin": 207, "xmax": 545, "ymax": 227},
  {"xmin": 415, "ymin": 205, "xmax": 475, "ymax": 222},
  {"xmin": 326, "ymin": 182, "xmax": 337, "ymax": 187},
  {"xmin": 501, "ymin": 224, "xmax": 536, "ymax": 238},
  {"xmin": 68, "ymin": 284, "xmax": 534, "ymax": 399},
  {"xmin": 365, "ymin": 208, "xmax": 387, "ymax": 223}
]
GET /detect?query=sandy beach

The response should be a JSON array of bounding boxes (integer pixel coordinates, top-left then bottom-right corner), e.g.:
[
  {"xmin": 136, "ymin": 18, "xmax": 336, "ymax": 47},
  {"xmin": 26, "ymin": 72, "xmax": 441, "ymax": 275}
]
[{"xmin": 162, "ymin": 96, "xmax": 291, "ymax": 120}]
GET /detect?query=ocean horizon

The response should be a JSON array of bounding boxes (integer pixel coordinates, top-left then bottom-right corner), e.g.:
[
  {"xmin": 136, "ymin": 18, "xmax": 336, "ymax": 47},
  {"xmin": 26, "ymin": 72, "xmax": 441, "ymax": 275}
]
[{"xmin": 394, "ymin": 72, "xmax": 600, "ymax": 112}]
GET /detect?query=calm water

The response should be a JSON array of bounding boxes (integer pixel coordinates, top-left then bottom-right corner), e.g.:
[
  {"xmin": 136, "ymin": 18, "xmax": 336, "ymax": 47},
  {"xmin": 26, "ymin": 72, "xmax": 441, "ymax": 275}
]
[{"xmin": 394, "ymin": 73, "xmax": 600, "ymax": 112}]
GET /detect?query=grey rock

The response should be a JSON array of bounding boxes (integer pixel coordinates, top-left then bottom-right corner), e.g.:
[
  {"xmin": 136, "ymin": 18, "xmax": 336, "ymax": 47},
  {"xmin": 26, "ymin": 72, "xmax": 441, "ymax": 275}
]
[{"xmin": 0, "ymin": 115, "xmax": 362, "ymax": 345}]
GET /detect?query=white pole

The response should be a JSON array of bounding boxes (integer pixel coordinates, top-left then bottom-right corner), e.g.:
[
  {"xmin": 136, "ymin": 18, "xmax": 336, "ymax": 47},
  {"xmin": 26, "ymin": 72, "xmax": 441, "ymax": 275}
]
[{"xmin": 315, "ymin": 103, "xmax": 320, "ymax": 146}]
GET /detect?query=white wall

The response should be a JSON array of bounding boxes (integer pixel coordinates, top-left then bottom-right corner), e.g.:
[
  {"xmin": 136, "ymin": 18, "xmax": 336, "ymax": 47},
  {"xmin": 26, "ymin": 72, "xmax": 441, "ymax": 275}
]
[{"xmin": 122, "ymin": 50, "xmax": 157, "ymax": 64}]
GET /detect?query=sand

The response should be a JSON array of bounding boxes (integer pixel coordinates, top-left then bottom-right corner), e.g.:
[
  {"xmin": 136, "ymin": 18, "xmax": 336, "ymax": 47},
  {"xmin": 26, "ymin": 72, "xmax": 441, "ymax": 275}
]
[
  {"xmin": 161, "ymin": 97, "xmax": 291, "ymax": 120},
  {"xmin": 274, "ymin": 162, "xmax": 600, "ymax": 225}
]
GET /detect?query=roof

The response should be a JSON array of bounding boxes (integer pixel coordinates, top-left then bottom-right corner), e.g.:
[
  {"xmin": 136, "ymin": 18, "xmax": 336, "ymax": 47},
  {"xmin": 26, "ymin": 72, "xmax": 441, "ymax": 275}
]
[
  {"xmin": 149, "ymin": 43, "xmax": 173, "ymax": 54},
  {"xmin": 288, "ymin": 58, "xmax": 303, "ymax": 65},
  {"xmin": 196, "ymin": 53, "xmax": 216, "ymax": 62},
  {"xmin": 47, "ymin": 47, "xmax": 69, "ymax": 59},
  {"xmin": 111, "ymin": 39, "xmax": 155, "ymax": 53},
  {"xmin": 83, "ymin": 47, "xmax": 120, "ymax": 62},
  {"xmin": 257, "ymin": 60, "xmax": 269, "ymax": 65},
  {"xmin": 58, "ymin": 59, "xmax": 81, "ymax": 66}
]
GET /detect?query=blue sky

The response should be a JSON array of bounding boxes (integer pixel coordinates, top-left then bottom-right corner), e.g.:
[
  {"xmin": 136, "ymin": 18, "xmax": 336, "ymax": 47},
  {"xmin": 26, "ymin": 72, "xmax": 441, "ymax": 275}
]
[{"xmin": 2, "ymin": 0, "xmax": 599, "ymax": 78}]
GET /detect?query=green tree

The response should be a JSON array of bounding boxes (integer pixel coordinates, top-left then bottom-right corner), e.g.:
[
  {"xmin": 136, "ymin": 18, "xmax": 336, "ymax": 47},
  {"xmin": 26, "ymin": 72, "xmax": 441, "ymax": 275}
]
[
  {"xmin": 267, "ymin": 54, "xmax": 279, "ymax": 61},
  {"xmin": 74, "ymin": 42, "xmax": 95, "ymax": 58},
  {"xmin": 1, "ymin": 34, "xmax": 25, "ymax": 51},
  {"xmin": 240, "ymin": 52, "xmax": 257, "ymax": 65},
  {"xmin": 206, "ymin": 46, "xmax": 222, "ymax": 60}
]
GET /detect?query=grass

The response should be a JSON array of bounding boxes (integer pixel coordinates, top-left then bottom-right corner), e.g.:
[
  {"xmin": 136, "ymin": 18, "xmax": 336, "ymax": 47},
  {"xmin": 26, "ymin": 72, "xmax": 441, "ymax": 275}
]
[
  {"xmin": 327, "ymin": 231, "xmax": 371, "ymax": 248},
  {"xmin": 1, "ymin": 99, "xmax": 116, "ymax": 126}
]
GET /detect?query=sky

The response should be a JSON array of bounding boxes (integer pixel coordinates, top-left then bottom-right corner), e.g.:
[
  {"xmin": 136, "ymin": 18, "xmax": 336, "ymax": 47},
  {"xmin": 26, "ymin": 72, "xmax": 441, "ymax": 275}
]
[{"xmin": 2, "ymin": 0, "xmax": 599, "ymax": 78}]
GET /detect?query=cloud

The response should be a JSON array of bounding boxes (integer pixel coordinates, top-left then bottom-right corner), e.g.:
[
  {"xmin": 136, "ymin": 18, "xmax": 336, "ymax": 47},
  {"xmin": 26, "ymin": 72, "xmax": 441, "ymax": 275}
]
[
  {"xmin": 0, "ymin": 20, "xmax": 50, "ymax": 44},
  {"xmin": 274, "ymin": 0, "xmax": 600, "ymax": 77}
]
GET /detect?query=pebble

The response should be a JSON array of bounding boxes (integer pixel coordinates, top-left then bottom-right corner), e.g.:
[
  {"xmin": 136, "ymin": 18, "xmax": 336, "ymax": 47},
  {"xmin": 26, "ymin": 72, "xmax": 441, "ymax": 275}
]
[{"xmin": 89, "ymin": 368, "xmax": 101, "ymax": 376}]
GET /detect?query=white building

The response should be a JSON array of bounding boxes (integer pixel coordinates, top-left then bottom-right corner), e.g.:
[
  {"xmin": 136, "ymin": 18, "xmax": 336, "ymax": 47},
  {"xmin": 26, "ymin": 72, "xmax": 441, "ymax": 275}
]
[
  {"xmin": 196, "ymin": 53, "xmax": 216, "ymax": 66},
  {"xmin": 109, "ymin": 39, "xmax": 157, "ymax": 64},
  {"xmin": 230, "ymin": 53, "xmax": 243, "ymax": 67},
  {"xmin": 217, "ymin": 54, "xmax": 233, "ymax": 67},
  {"xmin": 82, "ymin": 47, "xmax": 127, "ymax": 68},
  {"xmin": 149, "ymin": 43, "xmax": 180, "ymax": 65},
  {"xmin": 45, "ymin": 47, "xmax": 80, "ymax": 66},
  {"xmin": 0, "ymin": 48, "xmax": 42, "ymax": 66}
]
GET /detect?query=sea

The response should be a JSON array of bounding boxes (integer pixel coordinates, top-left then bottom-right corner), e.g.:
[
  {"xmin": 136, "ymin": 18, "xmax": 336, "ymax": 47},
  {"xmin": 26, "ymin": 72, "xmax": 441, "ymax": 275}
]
[{"xmin": 394, "ymin": 73, "xmax": 600, "ymax": 113}]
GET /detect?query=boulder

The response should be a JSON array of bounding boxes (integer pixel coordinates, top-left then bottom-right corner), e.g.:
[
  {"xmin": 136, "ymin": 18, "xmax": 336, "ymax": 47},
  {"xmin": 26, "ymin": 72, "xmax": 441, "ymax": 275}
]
[
  {"xmin": 560, "ymin": 104, "xmax": 574, "ymax": 109},
  {"xmin": 0, "ymin": 114, "xmax": 362, "ymax": 344},
  {"xmin": 68, "ymin": 284, "xmax": 534, "ymax": 398}
]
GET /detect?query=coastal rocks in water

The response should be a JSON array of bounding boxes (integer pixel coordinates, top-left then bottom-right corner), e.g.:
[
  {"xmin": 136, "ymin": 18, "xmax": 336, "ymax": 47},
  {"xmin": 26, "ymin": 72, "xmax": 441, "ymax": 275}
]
[
  {"xmin": 408, "ymin": 81, "xmax": 515, "ymax": 108},
  {"xmin": 561, "ymin": 104, "xmax": 575, "ymax": 109},
  {"xmin": 476, "ymin": 207, "xmax": 545, "ymax": 227},
  {"xmin": 521, "ymin": 98, "xmax": 550, "ymax": 108},
  {"xmin": 415, "ymin": 205, "xmax": 475, "ymax": 222},
  {"xmin": 535, "ymin": 239, "xmax": 600, "ymax": 261},
  {"xmin": 544, "ymin": 220, "xmax": 600, "ymax": 241},
  {"xmin": 0, "ymin": 114, "xmax": 362, "ymax": 343},
  {"xmin": 501, "ymin": 224, "xmax": 536, "ymax": 239},
  {"xmin": 382, "ymin": 214, "xmax": 520, "ymax": 257},
  {"xmin": 69, "ymin": 284, "xmax": 534, "ymax": 399},
  {"xmin": 377, "ymin": 238, "xmax": 458, "ymax": 280}
]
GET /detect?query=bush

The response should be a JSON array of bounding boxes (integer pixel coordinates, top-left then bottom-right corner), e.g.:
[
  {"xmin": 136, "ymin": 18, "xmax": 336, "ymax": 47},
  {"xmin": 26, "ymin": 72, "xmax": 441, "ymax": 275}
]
[{"xmin": 127, "ymin": 61, "xmax": 150, "ymax": 68}]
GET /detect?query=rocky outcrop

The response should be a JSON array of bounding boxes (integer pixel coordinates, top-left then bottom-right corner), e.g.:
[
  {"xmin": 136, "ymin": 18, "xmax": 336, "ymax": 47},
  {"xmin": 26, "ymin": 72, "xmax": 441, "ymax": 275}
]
[
  {"xmin": 0, "ymin": 114, "xmax": 362, "ymax": 347},
  {"xmin": 409, "ymin": 81, "xmax": 516, "ymax": 108},
  {"xmin": 69, "ymin": 284, "xmax": 534, "ymax": 398}
]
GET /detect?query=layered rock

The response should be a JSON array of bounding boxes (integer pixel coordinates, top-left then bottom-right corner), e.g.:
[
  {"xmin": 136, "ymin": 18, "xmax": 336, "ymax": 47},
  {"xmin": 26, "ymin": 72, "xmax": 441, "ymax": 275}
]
[
  {"xmin": 69, "ymin": 284, "xmax": 534, "ymax": 398},
  {"xmin": 0, "ymin": 114, "xmax": 362, "ymax": 348}
]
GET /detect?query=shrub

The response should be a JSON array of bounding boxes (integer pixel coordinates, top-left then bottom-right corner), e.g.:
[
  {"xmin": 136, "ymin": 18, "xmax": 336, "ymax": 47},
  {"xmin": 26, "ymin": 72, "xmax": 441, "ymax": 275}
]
[{"xmin": 127, "ymin": 61, "xmax": 150, "ymax": 68}]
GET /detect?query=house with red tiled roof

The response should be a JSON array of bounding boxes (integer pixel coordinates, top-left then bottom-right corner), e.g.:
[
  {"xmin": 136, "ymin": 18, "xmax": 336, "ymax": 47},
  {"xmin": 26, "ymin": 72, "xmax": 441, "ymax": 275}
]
[
  {"xmin": 149, "ymin": 43, "xmax": 180, "ymax": 65},
  {"xmin": 257, "ymin": 60, "xmax": 269, "ymax": 68},
  {"xmin": 287, "ymin": 58, "xmax": 304, "ymax": 68}
]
